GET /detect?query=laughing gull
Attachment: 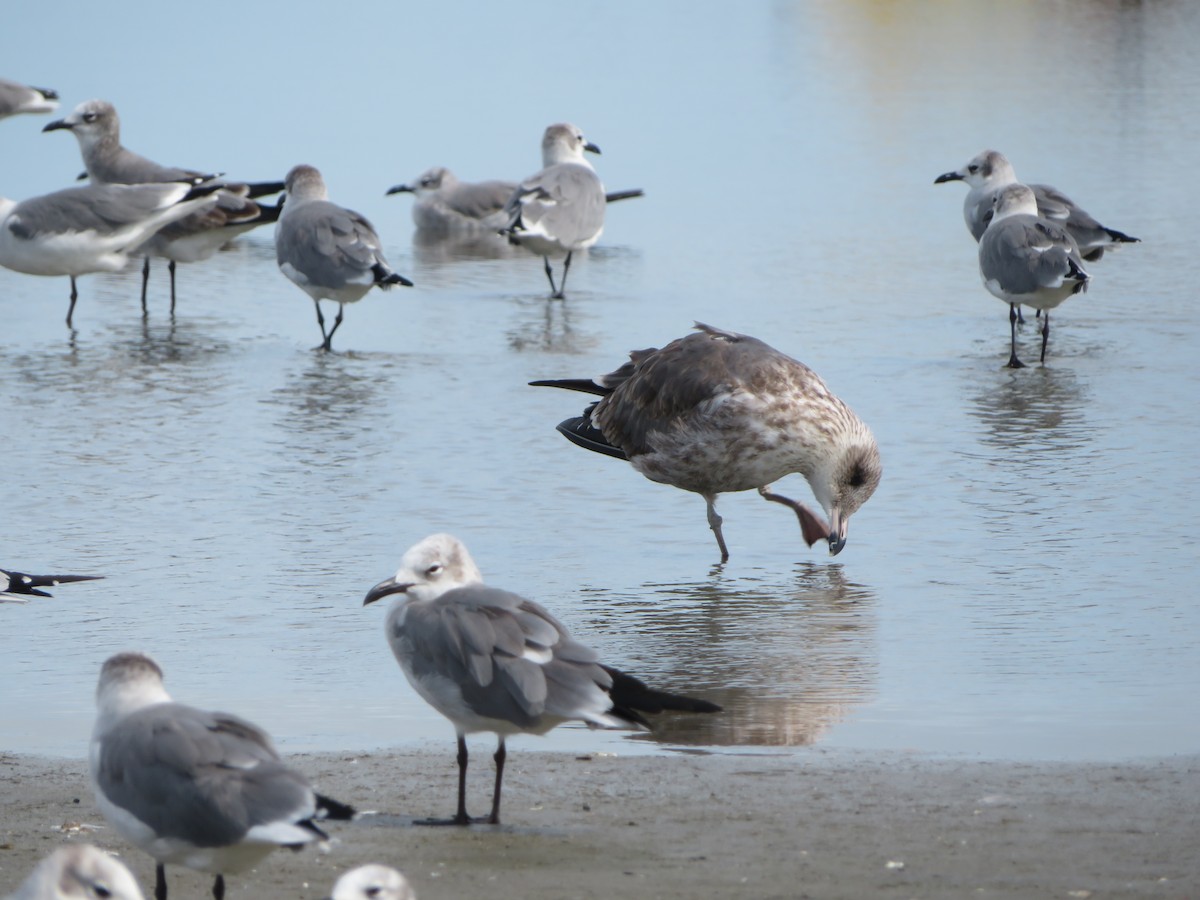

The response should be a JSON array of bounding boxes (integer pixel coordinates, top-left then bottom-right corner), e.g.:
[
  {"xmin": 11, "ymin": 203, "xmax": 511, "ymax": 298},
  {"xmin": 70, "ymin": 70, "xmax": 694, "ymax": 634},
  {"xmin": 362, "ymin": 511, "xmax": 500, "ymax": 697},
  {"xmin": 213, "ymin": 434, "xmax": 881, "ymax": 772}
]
[
  {"xmin": 363, "ymin": 533, "xmax": 721, "ymax": 826},
  {"xmin": 5, "ymin": 844, "xmax": 145, "ymax": 900},
  {"xmin": 90, "ymin": 652, "xmax": 356, "ymax": 900},
  {"xmin": 326, "ymin": 865, "xmax": 416, "ymax": 900},
  {"xmin": 387, "ymin": 167, "xmax": 643, "ymax": 237},
  {"xmin": 0, "ymin": 182, "xmax": 220, "ymax": 326},
  {"xmin": 0, "ymin": 78, "xmax": 58, "ymax": 121},
  {"xmin": 979, "ymin": 183, "xmax": 1090, "ymax": 368},
  {"xmin": 501, "ymin": 123, "xmax": 606, "ymax": 299},
  {"xmin": 276, "ymin": 164, "xmax": 413, "ymax": 351},
  {"xmin": 935, "ymin": 149, "xmax": 1139, "ymax": 261},
  {"xmin": 1, "ymin": 567, "xmax": 103, "ymax": 604},
  {"xmin": 43, "ymin": 100, "xmax": 285, "ymax": 311},
  {"xmin": 531, "ymin": 323, "xmax": 882, "ymax": 562}
]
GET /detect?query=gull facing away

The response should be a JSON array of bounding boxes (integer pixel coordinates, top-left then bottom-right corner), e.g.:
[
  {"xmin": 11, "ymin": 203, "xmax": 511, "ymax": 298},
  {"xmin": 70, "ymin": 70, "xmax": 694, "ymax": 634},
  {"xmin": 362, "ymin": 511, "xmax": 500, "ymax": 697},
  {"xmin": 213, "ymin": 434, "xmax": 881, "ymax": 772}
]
[
  {"xmin": 326, "ymin": 865, "xmax": 416, "ymax": 900},
  {"xmin": 44, "ymin": 100, "xmax": 285, "ymax": 312},
  {"xmin": 363, "ymin": 534, "xmax": 721, "ymax": 826},
  {"xmin": 5, "ymin": 844, "xmax": 145, "ymax": 900},
  {"xmin": 0, "ymin": 78, "xmax": 58, "ymax": 121},
  {"xmin": 1, "ymin": 567, "xmax": 103, "ymax": 604},
  {"xmin": 0, "ymin": 182, "xmax": 220, "ymax": 327},
  {"xmin": 386, "ymin": 166, "xmax": 643, "ymax": 237},
  {"xmin": 501, "ymin": 123, "xmax": 606, "ymax": 299},
  {"xmin": 276, "ymin": 164, "xmax": 413, "ymax": 352},
  {"xmin": 532, "ymin": 323, "xmax": 882, "ymax": 562},
  {"xmin": 979, "ymin": 183, "xmax": 1090, "ymax": 368},
  {"xmin": 90, "ymin": 652, "xmax": 356, "ymax": 900},
  {"xmin": 935, "ymin": 149, "xmax": 1139, "ymax": 261}
]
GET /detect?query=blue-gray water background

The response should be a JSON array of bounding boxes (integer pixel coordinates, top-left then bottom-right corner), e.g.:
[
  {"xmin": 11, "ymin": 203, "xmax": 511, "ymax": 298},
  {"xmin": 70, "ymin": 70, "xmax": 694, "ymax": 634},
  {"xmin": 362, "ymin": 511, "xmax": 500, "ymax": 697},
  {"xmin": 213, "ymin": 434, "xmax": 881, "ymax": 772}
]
[{"xmin": 2, "ymin": 0, "xmax": 1197, "ymax": 761}]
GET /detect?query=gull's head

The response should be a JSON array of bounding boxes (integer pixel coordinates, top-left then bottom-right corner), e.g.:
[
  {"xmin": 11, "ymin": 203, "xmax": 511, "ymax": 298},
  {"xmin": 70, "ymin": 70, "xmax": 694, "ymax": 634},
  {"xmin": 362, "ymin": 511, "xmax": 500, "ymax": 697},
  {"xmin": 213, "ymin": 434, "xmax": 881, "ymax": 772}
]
[
  {"xmin": 42, "ymin": 99, "xmax": 119, "ymax": 148},
  {"xmin": 934, "ymin": 149, "xmax": 1014, "ymax": 190},
  {"xmin": 283, "ymin": 164, "xmax": 329, "ymax": 205},
  {"xmin": 95, "ymin": 652, "xmax": 170, "ymax": 722},
  {"xmin": 542, "ymin": 123, "xmax": 600, "ymax": 167},
  {"xmin": 809, "ymin": 419, "xmax": 883, "ymax": 556},
  {"xmin": 386, "ymin": 167, "xmax": 453, "ymax": 197},
  {"xmin": 326, "ymin": 864, "xmax": 417, "ymax": 900},
  {"xmin": 990, "ymin": 182, "xmax": 1039, "ymax": 222},
  {"xmin": 21, "ymin": 845, "xmax": 146, "ymax": 900},
  {"xmin": 363, "ymin": 533, "xmax": 484, "ymax": 607}
]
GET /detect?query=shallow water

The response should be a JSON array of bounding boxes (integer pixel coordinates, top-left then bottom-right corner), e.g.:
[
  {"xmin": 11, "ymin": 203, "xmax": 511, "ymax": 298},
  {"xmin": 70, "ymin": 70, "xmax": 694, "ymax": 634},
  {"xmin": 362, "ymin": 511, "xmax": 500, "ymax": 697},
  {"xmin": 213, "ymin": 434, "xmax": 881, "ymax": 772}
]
[{"xmin": 1, "ymin": 1, "xmax": 1197, "ymax": 761}]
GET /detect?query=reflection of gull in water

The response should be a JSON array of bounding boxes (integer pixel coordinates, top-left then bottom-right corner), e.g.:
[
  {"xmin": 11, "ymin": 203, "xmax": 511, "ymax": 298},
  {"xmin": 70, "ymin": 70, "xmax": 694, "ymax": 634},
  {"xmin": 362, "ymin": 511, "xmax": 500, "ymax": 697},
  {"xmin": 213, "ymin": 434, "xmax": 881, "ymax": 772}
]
[
  {"xmin": 268, "ymin": 353, "xmax": 386, "ymax": 439},
  {"xmin": 579, "ymin": 564, "xmax": 877, "ymax": 747},
  {"xmin": 505, "ymin": 296, "xmax": 598, "ymax": 354},
  {"xmin": 967, "ymin": 366, "xmax": 1089, "ymax": 462}
]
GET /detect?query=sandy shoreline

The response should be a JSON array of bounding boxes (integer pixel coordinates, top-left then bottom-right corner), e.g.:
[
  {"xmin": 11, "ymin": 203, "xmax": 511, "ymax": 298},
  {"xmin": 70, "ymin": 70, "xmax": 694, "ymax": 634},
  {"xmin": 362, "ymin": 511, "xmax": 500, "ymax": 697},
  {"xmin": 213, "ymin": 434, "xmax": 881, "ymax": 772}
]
[{"xmin": 1, "ymin": 748, "xmax": 1196, "ymax": 899}]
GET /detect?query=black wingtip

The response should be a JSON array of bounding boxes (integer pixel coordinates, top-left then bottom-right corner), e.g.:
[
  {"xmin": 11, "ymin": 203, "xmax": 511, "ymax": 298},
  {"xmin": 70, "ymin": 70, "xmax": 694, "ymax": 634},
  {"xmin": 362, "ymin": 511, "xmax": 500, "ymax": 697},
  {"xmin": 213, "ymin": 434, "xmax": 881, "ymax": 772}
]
[
  {"xmin": 373, "ymin": 265, "xmax": 414, "ymax": 288},
  {"xmin": 1105, "ymin": 227, "xmax": 1140, "ymax": 244},
  {"xmin": 2, "ymin": 570, "xmax": 104, "ymax": 597},
  {"xmin": 604, "ymin": 188, "xmax": 645, "ymax": 203},
  {"xmin": 603, "ymin": 665, "xmax": 723, "ymax": 724},
  {"xmin": 555, "ymin": 415, "xmax": 627, "ymax": 460},
  {"xmin": 315, "ymin": 792, "xmax": 357, "ymax": 821}
]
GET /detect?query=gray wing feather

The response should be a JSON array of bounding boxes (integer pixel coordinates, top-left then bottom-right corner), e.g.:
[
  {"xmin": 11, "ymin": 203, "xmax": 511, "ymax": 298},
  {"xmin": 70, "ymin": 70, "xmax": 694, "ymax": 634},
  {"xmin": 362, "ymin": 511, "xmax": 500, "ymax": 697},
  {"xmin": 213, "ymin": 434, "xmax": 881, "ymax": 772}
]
[
  {"xmin": 443, "ymin": 180, "xmax": 517, "ymax": 219},
  {"xmin": 510, "ymin": 164, "xmax": 605, "ymax": 244},
  {"xmin": 980, "ymin": 218, "xmax": 1077, "ymax": 294},
  {"xmin": 9, "ymin": 184, "xmax": 184, "ymax": 239},
  {"xmin": 96, "ymin": 703, "xmax": 313, "ymax": 847},
  {"xmin": 277, "ymin": 201, "xmax": 382, "ymax": 289}
]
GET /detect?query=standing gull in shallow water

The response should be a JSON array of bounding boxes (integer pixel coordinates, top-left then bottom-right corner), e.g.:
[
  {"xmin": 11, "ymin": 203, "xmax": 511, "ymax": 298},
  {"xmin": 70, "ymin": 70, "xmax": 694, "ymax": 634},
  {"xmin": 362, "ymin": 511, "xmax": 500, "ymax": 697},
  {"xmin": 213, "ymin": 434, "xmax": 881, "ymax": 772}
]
[
  {"xmin": 363, "ymin": 533, "xmax": 721, "ymax": 826},
  {"xmin": 5, "ymin": 844, "xmax": 145, "ymax": 900},
  {"xmin": 89, "ymin": 652, "xmax": 355, "ymax": 900},
  {"xmin": 0, "ymin": 182, "xmax": 219, "ymax": 326},
  {"xmin": 1, "ymin": 567, "xmax": 103, "ymax": 603},
  {"xmin": 0, "ymin": 78, "xmax": 58, "ymax": 121},
  {"xmin": 934, "ymin": 149, "xmax": 1139, "ymax": 261},
  {"xmin": 978, "ymin": 183, "xmax": 1090, "ymax": 368},
  {"xmin": 532, "ymin": 323, "xmax": 882, "ymax": 562},
  {"xmin": 276, "ymin": 164, "xmax": 413, "ymax": 351},
  {"xmin": 501, "ymin": 123, "xmax": 606, "ymax": 299},
  {"xmin": 43, "ymin": 100, "xmax": 285, "ymax": 313},
  {"xmin": 327, "ymin": 865, "xmax": 416, "ymax": 900}
]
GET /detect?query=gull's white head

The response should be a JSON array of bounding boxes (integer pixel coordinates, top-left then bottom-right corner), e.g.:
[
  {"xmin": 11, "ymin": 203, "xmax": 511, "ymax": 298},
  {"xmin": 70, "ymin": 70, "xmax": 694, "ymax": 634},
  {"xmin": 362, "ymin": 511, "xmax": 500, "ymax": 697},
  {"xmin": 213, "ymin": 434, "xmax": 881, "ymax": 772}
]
[
  {"xmin": 94, "ymin": 652, "xmax": 171, "ymax": 729},
  {"xmin": 42, "ymin": 99, "xmax": 120, "ymax": 150},
  {"xmin": 327, "ymin": 864, "xmax": 417, "ymax": 900},
  {"xmin": 541, "ymin": 122, "xmax": 600, "ymax": 167},
  {"xmin": 9, "ymin": 844, "xmax": 146, "ymax": 900},
  {"xmin": 806, "ymin": 415, "xmax": 883, "ymax": 556},
  {"xmin": 935, "ymin": 149, "xmax": 1017, "ymax": 190},
  {"xmin": 990, "ymin": 182, "xmax": 1040, "ymax": 222},
  {"xmin": 283, "ymin": 164, "xmax": 329, "ymax": 205},
  {"xmin": 362, "ymin": 533, "xmax": 484, "ymax": 606}
]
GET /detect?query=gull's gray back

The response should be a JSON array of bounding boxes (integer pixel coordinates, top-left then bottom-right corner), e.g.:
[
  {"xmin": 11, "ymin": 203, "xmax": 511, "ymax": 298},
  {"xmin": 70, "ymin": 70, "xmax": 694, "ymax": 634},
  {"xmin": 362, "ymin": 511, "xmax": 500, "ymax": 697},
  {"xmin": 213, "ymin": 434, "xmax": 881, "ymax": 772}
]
[
  {"xmin": 7, "ymin": 183, "xmax": 186, "ymax": 239},
  {"xmin": 276, "ymin": 200, "xmax": 384, "ymax": 290}
]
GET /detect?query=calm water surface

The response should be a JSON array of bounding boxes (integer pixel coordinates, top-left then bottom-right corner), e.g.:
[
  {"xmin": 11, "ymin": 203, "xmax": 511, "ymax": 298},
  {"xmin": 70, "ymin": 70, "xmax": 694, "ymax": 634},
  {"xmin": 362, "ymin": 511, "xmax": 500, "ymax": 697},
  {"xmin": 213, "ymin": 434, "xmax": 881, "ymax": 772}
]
[{"xmin": 1, "ymin": 1, "xmax": 1197, "ymax": 762}]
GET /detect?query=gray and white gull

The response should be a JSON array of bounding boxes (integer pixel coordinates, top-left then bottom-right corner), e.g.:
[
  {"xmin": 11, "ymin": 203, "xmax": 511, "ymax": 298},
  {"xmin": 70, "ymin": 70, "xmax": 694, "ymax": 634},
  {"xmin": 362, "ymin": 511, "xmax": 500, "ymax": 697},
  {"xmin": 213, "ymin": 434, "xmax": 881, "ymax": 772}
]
[
  {"xmin": 4, "ymin": 844, "xmax": 145, "ymax": 900},
  {"xmin": 44, "ymin": 100, "xmax": 284, "ymax": 312},
  {"xmin": 89, "ymin": 652, "xmax": 355, "ymax": 900},
  {"xmin": 276, "ymin": 164, "xmax": 413, "ymax": 352},
  {"xmin": 0, "ymin": 78, "xmax": 58, "ymax": 121},
  {"xmin": 935, "ymin": 149, "xmax": 1139, "ymax": 261},
  {"xmin": 0, "ymin": 182, "xmax": 219, "ymax": 326},
  {"xmin": 363, "ymin": 533, "xmax": 721, "ymax": 826},
  {"xmin": 978, "ymin": 183, "xmax": 1090, "ymax": 367},
  {"xmin": 532, "ymin": 323, "xmax": 882, "ymax": 562},
  {"xmin": 326, "ymin": 865, "xmax": 416, "ymax": 900},
  {"xmin": 501, "ymin": 123, "xmax": 606, "ymax": 298}
]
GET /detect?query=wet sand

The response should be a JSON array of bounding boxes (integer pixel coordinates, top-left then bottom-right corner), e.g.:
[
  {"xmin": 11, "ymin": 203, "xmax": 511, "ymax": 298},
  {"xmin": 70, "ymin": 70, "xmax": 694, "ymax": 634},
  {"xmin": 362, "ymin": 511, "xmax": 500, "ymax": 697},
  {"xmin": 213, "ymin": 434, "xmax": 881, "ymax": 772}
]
[{"xmin": 1, "ymin": 748, "xmax": 1196, "ymax": 899}]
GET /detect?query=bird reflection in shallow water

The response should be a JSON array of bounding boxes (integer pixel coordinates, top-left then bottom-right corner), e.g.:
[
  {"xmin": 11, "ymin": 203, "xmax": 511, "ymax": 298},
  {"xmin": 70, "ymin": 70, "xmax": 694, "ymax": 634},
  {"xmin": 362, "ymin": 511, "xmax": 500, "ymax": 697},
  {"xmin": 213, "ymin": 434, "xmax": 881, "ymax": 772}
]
[
  {"xmin": 968, "ymin": 366, "xmax": 1089, "ymax": 462},
  {"xmin": 578, "ymin": 563, "xmax": 877, "ymax": 747},
  {"xmin": 505, "ymin": 296, "xmax": 597, "ymax": 354}
]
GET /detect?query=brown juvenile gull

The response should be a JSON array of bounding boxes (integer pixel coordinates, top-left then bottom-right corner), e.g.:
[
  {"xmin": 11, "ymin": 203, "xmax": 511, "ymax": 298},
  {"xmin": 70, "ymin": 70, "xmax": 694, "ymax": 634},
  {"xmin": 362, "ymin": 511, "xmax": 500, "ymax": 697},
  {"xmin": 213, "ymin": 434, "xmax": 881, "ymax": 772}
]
[
  {"xmin": 500, "ymin": 123, "xmax": 606, "ymax": 299},
  {"xmin": 5, "ymin": 844, "xmax": 145, "ymax": 900},
  {"xmin": 44, "ymin": 99, "xmax": 285, "ymax": 312},
  {"xmin": 531, "ymin": 323, "xmax": 882, "ymax": 562},
  {"xmin": 935, "ymin": 148, "xmax": 1139, "ymax": 262},
  {"xmin": 978, "ymin": 183, "xmax": 1090, "ymax": 368},
  {"xmin": 1, "ymin": 567, "xmax": 103, "ymax": 603},
  {"xmin": 363, "ymin": 533, "xmax": 721, "ymax": 826},
  {"xmin": 89, "ymin": 652, "xmax": 355, "ymax": 900},
  {"xmin": 326, "ymin": 865, "xmax": 417, "ymax": 900},
  {"xmin": 276, "ymin": 164, "xmax": 413, "ymax": 352},
  {"xmin": 0, "ymin": 78, "xmax": 58, "ymax": 121}
]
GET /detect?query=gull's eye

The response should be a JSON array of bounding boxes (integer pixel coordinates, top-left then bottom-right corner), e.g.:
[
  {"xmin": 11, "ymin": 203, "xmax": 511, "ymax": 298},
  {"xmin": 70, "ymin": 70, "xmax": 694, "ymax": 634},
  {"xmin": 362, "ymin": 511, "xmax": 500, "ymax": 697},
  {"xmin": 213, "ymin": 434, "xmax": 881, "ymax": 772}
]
[
  {"xmin": 366, "ymin": 888, "xmax": 382, "ymax": 898},
  {"xmin": 426, "ymin": 563, "xmax": 444, "ymax": 578},
  {"xmin": 967, "ymin": 164, "xmax": 978, "ymax": 173},
  {"xmin": 94, "ymin": 886, "xmax": 113, "ymax": 899}
]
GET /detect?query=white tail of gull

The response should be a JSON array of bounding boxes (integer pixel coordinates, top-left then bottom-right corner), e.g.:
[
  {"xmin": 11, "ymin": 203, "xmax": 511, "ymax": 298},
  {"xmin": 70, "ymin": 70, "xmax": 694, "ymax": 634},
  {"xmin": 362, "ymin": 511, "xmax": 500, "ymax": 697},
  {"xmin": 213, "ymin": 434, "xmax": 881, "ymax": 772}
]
[
  {"xmin": 43, "ymin": 100, "xmax": 285, "ymax": 313},
  {"xmin": 0, "ymin": 78, "xmax": 58, "ymax": 121},
  {"xmin": 1, "ymin": 567, "xmax": 103, "ymax": 604},
  {"xmin": 501, "ymin": 123, "xmax": 606, "ymax": 299},
  {"xmin": 935, "ymin": 149, "xmax": 1139, "ymax": 261},
  {"xmin": 363, "ymin": 533, "xmax": 721, "ymax": 826},
  {"xmin": 5, "ymin": 844, "xmax": 145, "ymax": 900},
  {"xmin": 0, "ymin": 182, "xmax": 220, "ymax": 327},
  {"xmin": 89, "ymin": 652, "xmax": 355, "ymax": 900},
  {"xmin": 978, "ymin": 183, "xmax": 1090, "ymax": 368},
  {"xmin": 326, "ymin": 865, "xmax": 416, "ymax": 900},
  {"xmin": 276, "ymin": 164, "xmax": 413, "ymax": 352},
  {"xmin": 532, "ymin": 323, "xmax": 882, "ymax": 562}
]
